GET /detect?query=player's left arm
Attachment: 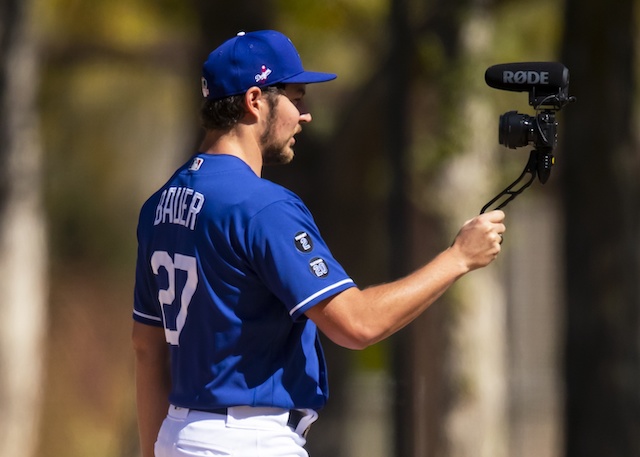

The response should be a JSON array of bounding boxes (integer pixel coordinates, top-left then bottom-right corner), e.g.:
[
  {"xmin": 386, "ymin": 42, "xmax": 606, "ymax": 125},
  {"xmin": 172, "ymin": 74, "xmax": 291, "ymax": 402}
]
[
  {"xmin": 132, "ymin": 322, "xmax": 170, "ymax": 457},
  {"xmin": 306, "ymin": 211, "xmax": 505, "ymax": 350}
]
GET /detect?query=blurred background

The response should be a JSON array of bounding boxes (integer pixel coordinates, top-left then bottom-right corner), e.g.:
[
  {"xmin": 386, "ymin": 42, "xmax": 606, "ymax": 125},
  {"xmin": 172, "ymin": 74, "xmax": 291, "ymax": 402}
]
[{"xmin": 1, "ymin": 0, "xmax": 638, "ymax": 456}]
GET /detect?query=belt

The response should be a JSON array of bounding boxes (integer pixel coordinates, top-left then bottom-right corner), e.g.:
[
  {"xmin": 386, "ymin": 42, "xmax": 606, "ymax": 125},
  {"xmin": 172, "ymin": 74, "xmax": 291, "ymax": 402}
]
[{"xmin": 193, "ymin": 407, "xmax": 306, "ymax": 432}]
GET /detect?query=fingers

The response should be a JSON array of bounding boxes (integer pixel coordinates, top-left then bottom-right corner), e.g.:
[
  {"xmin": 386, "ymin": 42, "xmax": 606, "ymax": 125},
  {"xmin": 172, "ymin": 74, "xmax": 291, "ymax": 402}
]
[
  {"xmin": 452, "ymin": 210, "xmax": 506, "ymax": 270},
  {"xmin": 471, "ymin": 211, "xmax": 506, "ymax": 235},
  {"xmin": 479, "ymin": 210, "xmax": 506, "ymax": 240},
  {"xmin": 481, "ymin": 209, "xmax": 506, "ymax": 223}
]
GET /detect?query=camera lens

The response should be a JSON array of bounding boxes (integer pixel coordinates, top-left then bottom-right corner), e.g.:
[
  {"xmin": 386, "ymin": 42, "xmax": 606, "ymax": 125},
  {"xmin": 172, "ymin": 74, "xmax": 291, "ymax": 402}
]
[{"xmin": 499, "ymin": 111, "xmax": 535, "ymax": 149}]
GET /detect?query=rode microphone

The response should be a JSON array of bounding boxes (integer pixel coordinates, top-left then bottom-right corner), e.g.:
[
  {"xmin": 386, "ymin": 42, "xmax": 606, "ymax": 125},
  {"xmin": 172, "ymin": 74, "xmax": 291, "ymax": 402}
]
[{"xmin": 485, "ymin": 62, "xmax": 570, "ymax": 107}]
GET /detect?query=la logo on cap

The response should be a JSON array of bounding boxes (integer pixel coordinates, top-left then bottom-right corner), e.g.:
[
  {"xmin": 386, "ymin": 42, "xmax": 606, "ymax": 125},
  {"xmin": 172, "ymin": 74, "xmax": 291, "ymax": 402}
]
[{"xmin": 255, "ymin": 65, "xmax": 272, "ymax": 83}]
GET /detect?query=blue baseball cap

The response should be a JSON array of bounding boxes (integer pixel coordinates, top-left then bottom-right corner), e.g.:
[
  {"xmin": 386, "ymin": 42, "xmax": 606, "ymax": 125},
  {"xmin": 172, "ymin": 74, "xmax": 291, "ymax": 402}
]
[{"xmin": 201, "ymin": 30, "xmax": 337, "ymax": 100}]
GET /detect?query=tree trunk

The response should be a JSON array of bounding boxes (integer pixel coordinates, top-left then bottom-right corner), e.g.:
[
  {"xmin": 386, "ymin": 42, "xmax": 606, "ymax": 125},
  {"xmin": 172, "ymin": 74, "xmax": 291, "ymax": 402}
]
[
  {"xmin": 386, "ymin": 0, "xmax": 412, "ymax": 453},
  {"xmin": 432, "ymin": 19, "xmax": 509, "ymax": 454},
  {"xmin": 506, "ymin": 196, "xmax": 564, "ymax": 457},
  {"xmin": 561, "ymin": 0, "xmax": 640, "ymax": 455},
  {"xmin": 400, "ymin": 0, "xmax": 510, "ymax": 455},
  {"xmin": 0, "ymin": 1, "xmax": 47, "ymax": 457}
]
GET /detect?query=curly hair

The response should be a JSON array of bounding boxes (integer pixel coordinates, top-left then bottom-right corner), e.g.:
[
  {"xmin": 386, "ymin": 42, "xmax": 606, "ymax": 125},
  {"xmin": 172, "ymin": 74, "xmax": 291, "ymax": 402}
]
[{"xmin": 200, "ymin": 85, "xmax": 283, "ymax": 132}]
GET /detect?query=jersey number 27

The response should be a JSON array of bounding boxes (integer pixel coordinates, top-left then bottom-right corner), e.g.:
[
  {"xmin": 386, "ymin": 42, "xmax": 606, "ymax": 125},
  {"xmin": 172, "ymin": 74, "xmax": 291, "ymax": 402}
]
[{"xmin": 151, "ymin": 251, "xmax": 198, "ymax": 345}]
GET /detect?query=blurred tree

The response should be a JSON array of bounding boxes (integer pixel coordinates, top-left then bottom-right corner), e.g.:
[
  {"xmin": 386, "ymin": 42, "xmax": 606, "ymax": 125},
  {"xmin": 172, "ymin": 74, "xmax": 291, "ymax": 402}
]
[
  {"xmin": 404, "ymin": 0, "xmax": 510, "ymax": 453},
  {"xmin": 561, "ymin": 0, "xmax": 640, "ymax": 455},
  {"xmin": 0, "ymin": 1, "xmax": 47, "ymax": 457}
]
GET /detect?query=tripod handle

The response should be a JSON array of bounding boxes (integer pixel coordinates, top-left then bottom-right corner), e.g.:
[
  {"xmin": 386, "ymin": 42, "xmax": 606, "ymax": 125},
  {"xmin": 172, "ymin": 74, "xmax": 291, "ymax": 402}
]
[{"xmin": 480, "ymin": 150, "xmax": 540, "ymax": 214}]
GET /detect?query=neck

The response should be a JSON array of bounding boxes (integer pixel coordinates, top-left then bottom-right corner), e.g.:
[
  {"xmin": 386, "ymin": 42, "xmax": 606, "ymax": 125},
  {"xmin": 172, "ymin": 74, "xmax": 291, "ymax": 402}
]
[{"xmin": 199, "ymin": 128, "xmax": 263, "ymax": 176}]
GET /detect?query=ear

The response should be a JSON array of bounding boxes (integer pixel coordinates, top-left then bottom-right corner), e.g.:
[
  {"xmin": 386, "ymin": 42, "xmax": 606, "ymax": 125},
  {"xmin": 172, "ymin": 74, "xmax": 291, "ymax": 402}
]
[{"xmin": 243, "ymin": 87, "xmax": 265, "ymax": 121}]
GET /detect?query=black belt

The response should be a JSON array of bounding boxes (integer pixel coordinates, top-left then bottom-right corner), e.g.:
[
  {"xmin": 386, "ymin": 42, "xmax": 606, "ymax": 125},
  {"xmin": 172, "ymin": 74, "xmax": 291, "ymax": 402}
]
[{"xmin": 193, "ymin": 407, "xmax": 306, "ymax": 431}]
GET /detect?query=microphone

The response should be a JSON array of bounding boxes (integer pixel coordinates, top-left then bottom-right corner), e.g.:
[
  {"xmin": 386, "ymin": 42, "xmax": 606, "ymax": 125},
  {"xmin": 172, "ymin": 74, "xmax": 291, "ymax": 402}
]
[{"xmin": 485, "ymin": 62, "xmax": 569, "ymax": 93}]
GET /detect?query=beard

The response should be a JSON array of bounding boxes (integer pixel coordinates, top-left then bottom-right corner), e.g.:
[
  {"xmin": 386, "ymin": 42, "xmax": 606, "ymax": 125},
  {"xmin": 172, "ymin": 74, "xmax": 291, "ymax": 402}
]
[
  {"xmin": 262, "ymin": 139, "xmax": 294, "ymax": 165},
  {"xmin": 260, "ymin": 97, "xmax": 295, "ymax": 166}
]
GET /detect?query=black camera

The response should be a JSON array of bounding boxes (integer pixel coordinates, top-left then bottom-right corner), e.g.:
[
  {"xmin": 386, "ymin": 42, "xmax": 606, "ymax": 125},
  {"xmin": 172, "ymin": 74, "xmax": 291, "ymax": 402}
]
[
  {"xmin": 480, "ymin": 62, "xmax": 575, "ymax": 212},
  {"xmin": 486, "ymin": 62, "xmax": 573, "ymax": 155},
  {"xmin": 499, "ymin": 110, "xmax": 557, "ymax": 150}
]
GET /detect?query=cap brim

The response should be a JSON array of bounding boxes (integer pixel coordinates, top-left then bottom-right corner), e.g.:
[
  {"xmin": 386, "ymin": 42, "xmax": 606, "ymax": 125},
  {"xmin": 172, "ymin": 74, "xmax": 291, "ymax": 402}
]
[{"xmin": 280, "ymin": 71, "xmax": 337, "ymax": 84}]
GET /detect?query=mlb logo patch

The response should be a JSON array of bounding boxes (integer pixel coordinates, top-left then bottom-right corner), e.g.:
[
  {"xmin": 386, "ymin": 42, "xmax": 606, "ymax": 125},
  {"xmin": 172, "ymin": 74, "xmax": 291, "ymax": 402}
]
[{"xmin": 189, "ymin": 157, "xmax": 204, "ymax": 171}]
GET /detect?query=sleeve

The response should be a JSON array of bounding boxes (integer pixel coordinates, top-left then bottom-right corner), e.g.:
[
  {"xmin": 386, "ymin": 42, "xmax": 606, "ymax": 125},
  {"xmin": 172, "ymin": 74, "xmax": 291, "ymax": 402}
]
[
  {"xmin": 132, "ymin": 221, "xmax": 164, "ymax": 327},
  {"xmin": 246, "ymin": 198, "xmax": 356, "ymax": 320}
]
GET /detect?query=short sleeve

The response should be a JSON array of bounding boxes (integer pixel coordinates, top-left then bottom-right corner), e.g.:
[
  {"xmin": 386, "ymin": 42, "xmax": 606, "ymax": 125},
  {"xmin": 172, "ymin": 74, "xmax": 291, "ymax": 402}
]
[
  {"xmin": 246, "ymin": 199, "xmax": 356, "ymax": 320},
  {"xmin": 132, "ymin": 223, "xmax": 164, "ymax": 327}
]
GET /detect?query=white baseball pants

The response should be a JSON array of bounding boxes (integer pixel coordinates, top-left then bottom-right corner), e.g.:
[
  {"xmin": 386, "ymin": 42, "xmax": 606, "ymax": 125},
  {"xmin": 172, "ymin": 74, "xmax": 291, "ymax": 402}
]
[{"xmin": 154, "ymin": 405, "xmax": 318, "ymax": 457}]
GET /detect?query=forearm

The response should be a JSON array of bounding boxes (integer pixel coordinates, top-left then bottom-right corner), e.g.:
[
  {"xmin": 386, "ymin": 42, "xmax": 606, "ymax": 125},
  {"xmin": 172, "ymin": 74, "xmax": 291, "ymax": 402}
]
[
  {"xmin": 136, "ymin": 355, "xmax": 170, "ymax": 457},
  {"xmin": 310, "ymin": 246, "xmax": 469, "ymax": 349},
  {"xmin": 308, "ymin": 210, "xmax": 505, "ymax": 349},
  {"xmin": 132, "ymin": 323, "xmax": 171, "ymax": 457},
  {"xmin": 358, "ymin": 246, "xmax": 470, "ymax": 340}
]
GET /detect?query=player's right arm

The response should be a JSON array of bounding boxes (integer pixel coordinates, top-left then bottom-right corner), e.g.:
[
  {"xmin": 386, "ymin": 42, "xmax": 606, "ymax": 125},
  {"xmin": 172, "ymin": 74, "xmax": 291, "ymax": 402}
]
[
  {"xmin": 132, "ymin": 322, "xmax": 170, "ymax": 457},
  {"xmin": 306, "ymin": 210, "xmax": 505, "ymax": 350}
]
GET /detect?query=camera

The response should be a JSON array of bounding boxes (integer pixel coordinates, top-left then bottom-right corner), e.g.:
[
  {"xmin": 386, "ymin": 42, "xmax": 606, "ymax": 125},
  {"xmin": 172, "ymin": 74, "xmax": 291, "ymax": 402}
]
[
  {"xmin": 486, "ymin": 61, "xmax": 573, "ymax": 150},
  {"xmin": 480, "ymin": 62, "xmax": 575, "ymax": 212},
  {"xmin": 499, "ymin": 110, "xmax": 557, "ymax": 150}
]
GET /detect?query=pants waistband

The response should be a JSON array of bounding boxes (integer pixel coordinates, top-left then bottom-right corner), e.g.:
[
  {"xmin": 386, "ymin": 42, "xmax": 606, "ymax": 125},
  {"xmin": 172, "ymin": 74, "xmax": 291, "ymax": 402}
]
[
  {"xmin": 192, "ymin": 406, "xmax": 306, "ymax": 431},
  {"xmin": 168, "ymin": 405, "xmax": 318, "ymax": 438}
]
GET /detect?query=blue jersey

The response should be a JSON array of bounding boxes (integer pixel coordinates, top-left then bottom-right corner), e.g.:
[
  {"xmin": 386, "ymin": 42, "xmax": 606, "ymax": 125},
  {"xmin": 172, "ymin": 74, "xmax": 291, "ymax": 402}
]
[{"xmin": 133, "ymin": 154, "xmax": 355, "ymax": 411}]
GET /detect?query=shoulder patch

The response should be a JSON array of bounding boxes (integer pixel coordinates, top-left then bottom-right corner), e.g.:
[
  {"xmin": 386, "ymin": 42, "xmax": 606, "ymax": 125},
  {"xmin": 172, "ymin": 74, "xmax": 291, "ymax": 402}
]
[
  {"xmin": 309, "ymin": 257, "xmax": 329, "ymax": 278},
  {"xmin": 294, "ymin": 231, "xmax": 314, "ymax": 253},
  {"xmin": 189, "ymin": 157, "xmax": 204, "ymax": 171}
]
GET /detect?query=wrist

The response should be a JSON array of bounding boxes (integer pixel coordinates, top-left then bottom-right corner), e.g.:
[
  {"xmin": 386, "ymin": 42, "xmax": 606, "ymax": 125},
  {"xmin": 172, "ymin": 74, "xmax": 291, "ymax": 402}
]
[{"xmin": 443, "ymin": 245, "xmax": 473, "ymax": 276}]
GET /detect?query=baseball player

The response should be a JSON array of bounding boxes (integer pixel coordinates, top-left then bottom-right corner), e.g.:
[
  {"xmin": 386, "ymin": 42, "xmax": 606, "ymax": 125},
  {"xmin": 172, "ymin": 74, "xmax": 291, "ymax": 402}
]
[{"xmin": 132, "ymin": 30, "xmax": 506, "ymax": 457}]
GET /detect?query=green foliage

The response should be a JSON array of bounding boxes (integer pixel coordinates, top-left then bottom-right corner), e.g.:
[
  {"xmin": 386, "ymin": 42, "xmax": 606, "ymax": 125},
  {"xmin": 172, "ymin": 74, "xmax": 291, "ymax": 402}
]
[
  {"xmin": 36, "ymin": 0, "xmax": 195, "ymax": 47},
  {"xmin": 276, "ymin": 0, "xmax": 387, "ymax": 32},
  {"xmin": 275, "ymin": 0, "xmax": 389, "ymax": 89},
  {"xmin": 43, "ymin": 62, "xmax": 192, "ymax": 271},
  {"xmin": 39, "ymin": 0, "xmax": 198, "ymax": 272},
  {"xmin": 493, "ymin": 0, "xmax": 562, "ymax": 62}
]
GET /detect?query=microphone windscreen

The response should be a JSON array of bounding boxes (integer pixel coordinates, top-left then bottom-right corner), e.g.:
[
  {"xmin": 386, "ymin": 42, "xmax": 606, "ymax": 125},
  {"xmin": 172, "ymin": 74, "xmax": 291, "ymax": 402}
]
[{"xmin": 485, "ymin": 62, "xmax": 569, "ymax": 92}]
